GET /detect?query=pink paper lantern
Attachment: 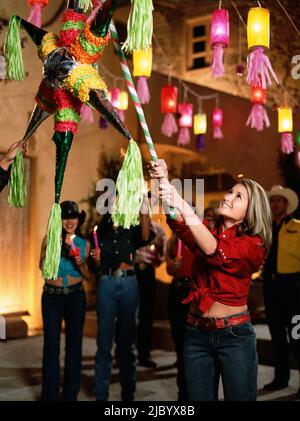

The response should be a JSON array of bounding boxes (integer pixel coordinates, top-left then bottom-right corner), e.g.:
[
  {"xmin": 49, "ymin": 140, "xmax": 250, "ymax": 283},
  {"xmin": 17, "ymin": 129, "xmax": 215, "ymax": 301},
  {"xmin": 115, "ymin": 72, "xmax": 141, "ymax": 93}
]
[
  {"xmin": 212, "ymin": 107, "xmax": 224, "ymax": 139},
  {"xmin": 212, "ymin": 108, "xmax": 223, "ymax": 127},
  {"xmin": 210, "ymin": 9, "xmax": 230, "ymax": 47},
  {"xmin": 178, "ymin": 103, "xmax": 193, "ymax": 128},
  {"xmin": 210, "ymin": 9, "xmax": 230, "ymax": 77}
]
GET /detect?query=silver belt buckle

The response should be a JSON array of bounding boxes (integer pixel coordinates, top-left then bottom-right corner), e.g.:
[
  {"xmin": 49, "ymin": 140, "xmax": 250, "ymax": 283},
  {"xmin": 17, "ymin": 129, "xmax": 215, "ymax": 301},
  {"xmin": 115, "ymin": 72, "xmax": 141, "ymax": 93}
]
[{"xmin": 113, "ymin": 269, "xmax": 124, "ymax": 278}]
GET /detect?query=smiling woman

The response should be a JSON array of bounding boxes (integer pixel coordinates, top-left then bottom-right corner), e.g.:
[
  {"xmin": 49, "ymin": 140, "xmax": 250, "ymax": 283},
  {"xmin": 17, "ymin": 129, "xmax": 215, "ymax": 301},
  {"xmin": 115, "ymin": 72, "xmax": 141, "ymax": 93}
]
[
  {"xmin": 148, "ymin": 159, "xmax": 272, "ymax": 402},
  {"xmin": 38, "ymin": 199, "xmax": 93, "ymax": 401}
]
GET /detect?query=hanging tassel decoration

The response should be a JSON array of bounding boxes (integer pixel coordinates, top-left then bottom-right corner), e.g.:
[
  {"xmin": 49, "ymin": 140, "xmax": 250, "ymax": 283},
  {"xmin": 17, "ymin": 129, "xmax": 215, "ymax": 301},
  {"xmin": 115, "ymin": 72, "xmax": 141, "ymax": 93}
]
[
  {"xmin": 247, "ymin": 47, "xmax": 279, "ymax": 89},
  {"xmin": 112, "ymin": 139, "xmax": 145, "ymax": 229},
  {"xmin": 136, "ymin": 76, "xmax": 150, "ymax": 104},
  {"xmin": 122, "ymin": 0, "xmax": 154, "ymax": 53},
  {"xmin": 246, "ymin": 103, "xmax": 270, "ymax": 131},
  {"xmin": 161, "ymin": 113, "xmax": 178, "ymax": 137},
  {"xmin": 78, "ymin": 0, "xmax": 94, "ymax": 12},
  {"xmin": 42, "ymin": 204, "xmax": 63, "ymax": 280},
  {"xmin": 81, "ymin": 103, "xmax": 94, "ymax": 123},
  {"xmin": 281, "ymin": 133, "xmax": 294, "ymax": 155},
  {"xmin": 177, "ymin": 127, "xmax": 190, "ymax": 146},
  {"xmin": 8, "ymin": 150, "xmax": 27, "ymax": 207},
  {"xmin": 211, "ymin": 44, "xmax": 225, "ymax": 77},
  {"xmin": 196, "ymin": 134, "xmax": 205, "ymax": 151},
  {"xmin": 213, "ymin": 126, "xmax": 223, "ymax": 139},
  {"xmin": 4, "ymin": 15, "xmax": 25, "ymax": 81},
  {"xmin": 27, "ymin": 1, "xmax": 49, "ymax": 28}
]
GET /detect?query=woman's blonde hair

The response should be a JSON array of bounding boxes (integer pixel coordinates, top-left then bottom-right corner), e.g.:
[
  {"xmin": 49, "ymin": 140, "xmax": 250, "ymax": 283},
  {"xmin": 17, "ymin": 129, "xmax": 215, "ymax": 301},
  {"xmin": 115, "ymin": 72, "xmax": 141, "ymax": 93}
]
[
  {"xmin": 240, "ymin": 179, "xmax": 272, "ymax": 252},
  {"xmin": 211, "ymin": 179, "xmax": 272, "ymax": 252}
]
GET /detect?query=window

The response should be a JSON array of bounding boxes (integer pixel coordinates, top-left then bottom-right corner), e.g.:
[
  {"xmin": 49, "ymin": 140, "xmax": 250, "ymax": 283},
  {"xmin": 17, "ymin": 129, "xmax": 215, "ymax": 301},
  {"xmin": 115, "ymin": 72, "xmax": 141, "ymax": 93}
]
[{"xmin": 186, "ymin": 17, "xmax": 210, "ymax": 71}]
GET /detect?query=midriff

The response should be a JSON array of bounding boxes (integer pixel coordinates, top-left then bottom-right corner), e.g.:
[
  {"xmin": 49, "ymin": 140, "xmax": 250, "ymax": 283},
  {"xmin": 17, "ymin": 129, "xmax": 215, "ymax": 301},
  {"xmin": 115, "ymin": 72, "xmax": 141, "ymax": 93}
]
[
  {"xmin": 189, "ymin": 300, "xmax": 248, "ymax": 319},
  {"xmin": 119, "ymin": 262, "xmax": 134, "ymax": 270},
  {"xmin": 46, "ymin": 276, "xmax": 82, "ymax": 287}
]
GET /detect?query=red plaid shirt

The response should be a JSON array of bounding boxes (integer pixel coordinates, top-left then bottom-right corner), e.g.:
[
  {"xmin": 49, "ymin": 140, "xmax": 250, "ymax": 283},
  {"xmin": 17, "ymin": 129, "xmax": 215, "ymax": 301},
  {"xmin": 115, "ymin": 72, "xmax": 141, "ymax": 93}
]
[{"xmin": 167, "ymin": 218, "xmax": 266, "ymax": 313}]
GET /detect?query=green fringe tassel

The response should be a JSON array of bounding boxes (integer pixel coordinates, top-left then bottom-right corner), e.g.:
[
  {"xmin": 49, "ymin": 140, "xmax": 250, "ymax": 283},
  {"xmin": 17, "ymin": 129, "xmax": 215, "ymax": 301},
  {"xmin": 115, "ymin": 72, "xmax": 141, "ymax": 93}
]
[
  {"xmin": 42, "ymin": 204, "xmax": 62, "ymax": 280},
  {"xmin": 4, "ymin": 15, "xmax": 25, "ymax": 81},
  {"xmin": 78, "ymin": 0, "xmax": 93, "ymax": 12},
  {"xmin": 8, "ymin": 150, "xmax": 27, "ymax": 207},
  {"xmin": 122, "ymin": 0, "xmax": 153, "ymax": 53},
  {"xmin": 112, "ymin": 139, "xmax": 145, "ymax": 229}
]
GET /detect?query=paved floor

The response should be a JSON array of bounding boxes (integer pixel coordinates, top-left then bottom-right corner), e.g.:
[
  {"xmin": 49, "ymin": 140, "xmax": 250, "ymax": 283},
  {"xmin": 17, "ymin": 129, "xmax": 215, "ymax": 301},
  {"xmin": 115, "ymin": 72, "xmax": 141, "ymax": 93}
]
[{"xmin": 0, "ymin": 329, "xmax": 299, "ymax": 401}]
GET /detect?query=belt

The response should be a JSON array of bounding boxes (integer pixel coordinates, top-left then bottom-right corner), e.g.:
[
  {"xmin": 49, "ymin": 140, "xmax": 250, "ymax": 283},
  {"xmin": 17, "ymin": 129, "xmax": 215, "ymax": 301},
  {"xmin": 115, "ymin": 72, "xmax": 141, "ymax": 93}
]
[
  {"xmin": 102, "ymin": 268, "xmax": 135, "ymax": 278},
  {"xmin": 186, "ymin": 312, "xmax": 250, "ymax": 331},
  {"xmin": 43, "ymin": 282, "xmax": 84, "ymax": 295}
]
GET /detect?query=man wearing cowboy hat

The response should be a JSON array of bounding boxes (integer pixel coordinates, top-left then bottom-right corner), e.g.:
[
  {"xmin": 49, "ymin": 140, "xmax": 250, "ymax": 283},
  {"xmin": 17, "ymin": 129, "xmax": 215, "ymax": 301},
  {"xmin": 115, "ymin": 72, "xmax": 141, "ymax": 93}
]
[{"xmin": 263, "ymin": 185, "xmax": 300, "ymax": 397}]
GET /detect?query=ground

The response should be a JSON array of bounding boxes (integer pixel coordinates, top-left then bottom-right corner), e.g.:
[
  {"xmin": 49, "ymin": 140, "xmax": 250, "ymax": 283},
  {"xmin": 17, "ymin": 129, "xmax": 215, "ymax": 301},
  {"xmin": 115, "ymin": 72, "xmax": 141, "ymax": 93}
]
[{"xmin": 0, "ymin": 326, "xmax": 299, "ymax": 401}]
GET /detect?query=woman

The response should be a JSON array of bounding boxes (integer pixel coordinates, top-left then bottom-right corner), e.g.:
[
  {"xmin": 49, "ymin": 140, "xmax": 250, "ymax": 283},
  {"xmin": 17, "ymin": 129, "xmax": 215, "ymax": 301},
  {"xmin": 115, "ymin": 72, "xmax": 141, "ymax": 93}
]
[
  {"xmin": 39, "ymin": 201, "xmax": 93, "ymax": 401},
  {"xmin": 149, "ymin": 160, "xmax": 272, "ymax": 401}
]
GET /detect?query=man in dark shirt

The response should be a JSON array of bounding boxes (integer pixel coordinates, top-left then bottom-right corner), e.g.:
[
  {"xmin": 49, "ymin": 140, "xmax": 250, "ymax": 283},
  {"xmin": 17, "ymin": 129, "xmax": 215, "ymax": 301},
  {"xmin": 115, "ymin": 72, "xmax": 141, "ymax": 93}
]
[
  {"xmin": 0, "ymin": 141, "xmax": 22, "ymax": 193},
  {"xmin": 90, "ymin": 194, "xmax": 154, "ymax": 401},
  {"xmin": 263, "ymin": 185, "xmax": 300, "ymax": 396}
]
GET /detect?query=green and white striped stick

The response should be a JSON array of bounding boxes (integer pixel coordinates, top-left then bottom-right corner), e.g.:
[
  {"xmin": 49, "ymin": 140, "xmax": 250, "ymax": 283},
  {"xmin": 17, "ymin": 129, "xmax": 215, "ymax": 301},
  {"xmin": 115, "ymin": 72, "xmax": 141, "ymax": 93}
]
[{"xmin": 109, "ymin": 20, "xmax": 176, "ymax": 219}]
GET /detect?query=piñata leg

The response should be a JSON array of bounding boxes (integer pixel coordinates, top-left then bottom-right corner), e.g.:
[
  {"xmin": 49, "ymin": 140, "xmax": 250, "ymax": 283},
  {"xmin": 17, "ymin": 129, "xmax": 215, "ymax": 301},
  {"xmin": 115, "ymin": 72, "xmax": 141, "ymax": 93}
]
[
  {"xmin": 42, "ymin": 88, "xmax": 81, "ymax": 280},
  {"xmin": 88, "ymin": 89, "xmax": 132, "ymax": 140}
]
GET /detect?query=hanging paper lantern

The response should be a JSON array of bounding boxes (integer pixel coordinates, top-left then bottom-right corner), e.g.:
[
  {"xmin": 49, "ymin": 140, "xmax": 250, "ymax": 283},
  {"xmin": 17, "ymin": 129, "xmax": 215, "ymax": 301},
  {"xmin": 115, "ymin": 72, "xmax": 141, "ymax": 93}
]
[
  {"xmin": 27, "ymin": 0, "xmax": 49, "ymax": 28},
  {"xmin": 247, "ymin": 7, "xmax": 279, "ymax": 89},
  {"xmin": 194, "ymin": 113, "xmax": 207, "ymax": 135},
  {"xmin": 251, "ymin": 85, "xmax": 266, "ymax": 105},
  {"xmin": 115, "ymin": 91, "xmax": 128, "ymax": 123},
  {"xmin": 118, "ymin": 91, "xmax": 128, "ymax": 110},
  {"xmin": 161, "ymin": 85, "xmax": 178, "ymax": 137},
  {"xmin": 133, "ymin": 48, "xmax": 152, "ymax": 77},
  {"xmin": 278, "ymin": 106, "xmax": 294, "ymax": 154},
  {"xmin": 133, "ymin": 48, "xmax": 152, "ymax": 104},
  {"xmin": 212, "ymin": 107, "xmax": 224, "ymax": 139},
  {"xmin": 177, "ymin": 103, "xmax": 193, "ymax": 146},
  {"xmin": 246, "ymin": 86, "xmax": 270, "ymax": 131},
  {"xmin": 210, "ymin": 9, "xmax": 230, "ymax": 77},
  {"xmin": 110, "ymin": 88, "xmax": 120, "ymax": 109},
  {"xmin": 161, "ymin": 85, "xmax": 177, "ymax": 113}
]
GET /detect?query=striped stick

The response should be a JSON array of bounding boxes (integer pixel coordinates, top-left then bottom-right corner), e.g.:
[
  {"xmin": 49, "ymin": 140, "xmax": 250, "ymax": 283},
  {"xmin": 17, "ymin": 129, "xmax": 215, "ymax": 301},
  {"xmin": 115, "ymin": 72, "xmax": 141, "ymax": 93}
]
[
  {"xmin": 109, "ymin": 20, "xmax": 176, "ymax": 218},
  {"xmin": 109, "ymin": 20, "xmax": 157, "ymax": 161}
]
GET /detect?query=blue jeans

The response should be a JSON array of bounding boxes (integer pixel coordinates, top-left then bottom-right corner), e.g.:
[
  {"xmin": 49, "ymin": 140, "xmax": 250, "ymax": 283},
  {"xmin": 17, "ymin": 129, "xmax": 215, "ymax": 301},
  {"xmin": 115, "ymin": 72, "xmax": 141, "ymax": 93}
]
[
  {"xmin": 41, "ymin": 284, "xmax": 86, "ymax": 401},
  {"xmin": 184, "ymin": 321, "xmax": 258, "ymax": 401},
  {"xmin": 95, "ymin": 274, "xmax": 139, "ymax": 401}
]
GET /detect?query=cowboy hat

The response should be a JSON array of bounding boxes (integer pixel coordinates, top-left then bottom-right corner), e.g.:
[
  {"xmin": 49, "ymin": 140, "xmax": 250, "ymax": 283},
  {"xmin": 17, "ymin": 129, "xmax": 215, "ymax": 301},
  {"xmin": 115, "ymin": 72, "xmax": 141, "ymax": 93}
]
[
  {"xmin": 60, "ymin": 201, "xmax": 86, "ymax": 225},
  {"xmin": 267, "ymin": 185, "xmax": 299, "ymax": 215}
]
